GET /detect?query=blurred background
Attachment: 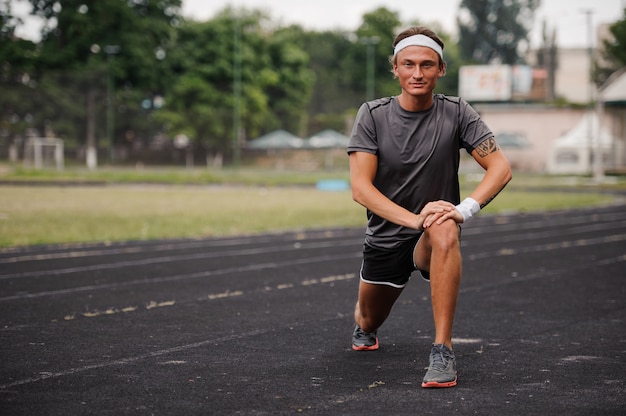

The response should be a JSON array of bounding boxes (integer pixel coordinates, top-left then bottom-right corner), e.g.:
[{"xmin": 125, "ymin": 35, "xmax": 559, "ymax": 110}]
[{"xmin": 1, "ymin": 0, "xmax": 625, "ymax": 177}]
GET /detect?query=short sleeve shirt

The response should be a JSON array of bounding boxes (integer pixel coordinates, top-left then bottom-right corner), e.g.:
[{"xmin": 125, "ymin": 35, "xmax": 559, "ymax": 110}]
[{"xmin": 347, "ymin": 94, "xmax": 492, "ymax": 249}]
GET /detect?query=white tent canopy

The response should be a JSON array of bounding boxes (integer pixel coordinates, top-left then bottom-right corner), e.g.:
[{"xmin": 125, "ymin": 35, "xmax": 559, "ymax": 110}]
[
  {"xmin": 600, "ymin": 67, "xmax": 626, "ymax": 103},
  {"xmin": 247, "ymin": 129, "xmax": 304, "ymax": 149},
  {"xmin": 546, "ymin": 112, "xmax": 615, "ymax": 174},
  {"xmin": 305, "ymin": 129, "xmax": 349, "ymax": 149}
]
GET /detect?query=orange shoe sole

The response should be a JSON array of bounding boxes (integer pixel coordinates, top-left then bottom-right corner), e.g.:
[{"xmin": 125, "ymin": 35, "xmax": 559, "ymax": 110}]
[
  {"xmin": 421, "ymin": 377, "xmax": 457, "ymax": 388},
  {"xmin": 351, "ymin": 338, "xmax": 379, "ymax": 351}
]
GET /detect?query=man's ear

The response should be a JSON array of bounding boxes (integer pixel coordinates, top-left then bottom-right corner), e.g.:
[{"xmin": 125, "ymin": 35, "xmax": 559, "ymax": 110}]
[{"xmin": 438, "ymin": 63, "xmax": 447, "ymax": 77}]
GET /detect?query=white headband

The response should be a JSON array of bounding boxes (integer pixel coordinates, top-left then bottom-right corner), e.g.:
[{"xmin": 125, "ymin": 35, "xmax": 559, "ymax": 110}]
[{"xmin": 393, "ymin": 34, "xmax": 443, "ymax": 59}]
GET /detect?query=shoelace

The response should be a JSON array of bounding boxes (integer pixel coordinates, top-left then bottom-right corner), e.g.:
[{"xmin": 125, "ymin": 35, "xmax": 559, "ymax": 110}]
[
  {"xmin": 355, "ymin": 327, "xmax": 376, "ymax": 341},
  {"xmin": 431, "ymin": 346, "xmax": 453, "ymax": 371}
]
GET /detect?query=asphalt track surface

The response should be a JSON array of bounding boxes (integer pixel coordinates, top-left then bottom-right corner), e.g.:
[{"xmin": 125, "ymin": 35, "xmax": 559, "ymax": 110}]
[{"xmin": 1, "ymin": 203, "xmax": 625, "ymax": 415}]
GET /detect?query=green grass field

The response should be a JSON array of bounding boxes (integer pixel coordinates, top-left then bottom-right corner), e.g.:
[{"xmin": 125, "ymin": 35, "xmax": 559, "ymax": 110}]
[{"xmin": 0, "ymin": 165, "xmax": 623, "ymax": 248}]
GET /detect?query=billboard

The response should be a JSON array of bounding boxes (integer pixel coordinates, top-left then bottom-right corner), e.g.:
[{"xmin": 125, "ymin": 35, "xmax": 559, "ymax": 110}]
[
  {"xmin": 459, "ymin": 65, "xmax": 512, "ymax": 101},
  {"xmin": 459, "ymin": 65, "xmax": 536, "ymax": 102}
]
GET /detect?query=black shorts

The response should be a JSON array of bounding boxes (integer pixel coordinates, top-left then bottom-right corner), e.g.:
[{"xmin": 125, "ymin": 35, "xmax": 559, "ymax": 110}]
[{"xmin": 360, "ymin": 234, "xmax": 430, "ymax": 289}]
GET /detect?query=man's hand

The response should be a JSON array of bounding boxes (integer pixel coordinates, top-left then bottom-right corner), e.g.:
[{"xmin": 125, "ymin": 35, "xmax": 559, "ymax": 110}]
[{"xmin": 418, "ymin": 200, "xmax": 461, "ymax": 229}]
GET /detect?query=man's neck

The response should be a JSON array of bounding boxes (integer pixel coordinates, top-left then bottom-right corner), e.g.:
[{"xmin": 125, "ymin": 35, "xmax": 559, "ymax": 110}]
[{"xmin": 397, "ymin": 93, "xmax": 433, "ymax": 112}]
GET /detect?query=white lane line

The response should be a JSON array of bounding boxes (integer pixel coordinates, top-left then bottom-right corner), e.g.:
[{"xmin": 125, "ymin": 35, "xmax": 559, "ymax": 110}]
[
  {"xmin": 3, "ymin": 230, "xmax": 624, "ymax": 303},
  {"xmin": 58, "ymin": 274, "xmax": 356, "ymax": 322},
  {"xmin": 461, "ymin": 211, "xmax": 626, "ymax": 237},
  {"xmin": 0, "ymin": 230, "xmax": 361, "ymax": 264},
  {"xmin": 206, "ymin": 290, "xmax": 244, "ymax": 300},
  {"xmin": 466, "ymin": 233, "xmax": 626, "ymax": 261},
  {"xmin": 62, "ymin": 301, "xmax": 176, "ymax": 321},
  {"xmin": 0, "ymin": 327, "xmax": 277, "ymax": 390},
  {"xmin": 0, "ymin": 314, "xmax": 345, "ymax": 390},
  {"xmin": 4, "ymin": 217, "xmax": 624, "ymax": 279},
  {"xmin": 0, "ymin": 253, "xmax": 362, "ymax": 302},
  {"xmin": 0, "ymin": 239, "xmax": 361, "ymax": 280},
  {"xmin": 5, "ymin": 230, "xmax": 625, "ymax": 302},
  {"xmin": 460, "ymin": 253, "xmax": 626, "ymax": 296}
]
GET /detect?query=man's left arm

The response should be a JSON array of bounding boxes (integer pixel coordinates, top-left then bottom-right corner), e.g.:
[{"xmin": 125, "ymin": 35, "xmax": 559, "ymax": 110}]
[
  {"xmin": 427, "ymin": 137, "xmax": 512, "ymax": 227},
  {"xmin": 467, "ymin": 136, "xmax": 512, "ymax": 210}
]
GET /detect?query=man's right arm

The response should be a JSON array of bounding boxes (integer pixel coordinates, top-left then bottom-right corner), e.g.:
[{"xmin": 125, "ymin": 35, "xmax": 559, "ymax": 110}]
[{"xmin": 349, "ymin": 151, "xmax": 451, "ymax": 230}]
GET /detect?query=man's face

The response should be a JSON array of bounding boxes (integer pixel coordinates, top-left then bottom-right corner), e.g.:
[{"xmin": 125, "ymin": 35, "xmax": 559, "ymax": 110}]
[{"xmin": 393, "ymin": 46, "xmax": 444, "ymax": 98}]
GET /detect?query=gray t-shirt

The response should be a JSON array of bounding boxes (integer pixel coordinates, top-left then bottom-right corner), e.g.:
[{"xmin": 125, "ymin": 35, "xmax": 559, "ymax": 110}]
[{"xmin": 347, "ymin": 94, "xmax": 492, "ymax": 249}]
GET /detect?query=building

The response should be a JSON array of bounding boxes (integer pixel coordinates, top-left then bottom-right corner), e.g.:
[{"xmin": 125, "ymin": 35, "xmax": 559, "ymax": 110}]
[{"xmin": 459, "ymin": 22, "xmax": 625, "ymax": 174}]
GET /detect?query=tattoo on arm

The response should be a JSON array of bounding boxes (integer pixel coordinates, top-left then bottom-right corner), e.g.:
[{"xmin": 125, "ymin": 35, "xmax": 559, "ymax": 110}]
[
  {"xmin": 480, "ymin": 181, "xmax": 511, "ymax": 209},
  {"xmin": 480, "ymin": 189, "xmax": 502, "ymax": 209},
  {"xmin": 476, "ymin": 137, "xmax": 499, "ymax": 158}
]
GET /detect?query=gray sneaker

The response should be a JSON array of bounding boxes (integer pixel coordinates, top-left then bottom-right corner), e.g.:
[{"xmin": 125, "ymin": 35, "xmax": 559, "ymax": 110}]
[
  {"xmin": 351, "ymin": 325, "xmax": 379, "ymax": 351},
  {"xmin": 421, "ymin": 343, "xmax": 457, "ymax": 388}
]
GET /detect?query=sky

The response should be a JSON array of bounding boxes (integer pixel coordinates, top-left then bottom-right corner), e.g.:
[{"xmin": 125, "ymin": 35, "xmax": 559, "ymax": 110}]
[
  {"xmin": 11, "ymin": 0, "xmax": 625, "ymax": 49},
  {"xmin": 180, "ymin": 0, "xmax": 625, "ymax": 49}
]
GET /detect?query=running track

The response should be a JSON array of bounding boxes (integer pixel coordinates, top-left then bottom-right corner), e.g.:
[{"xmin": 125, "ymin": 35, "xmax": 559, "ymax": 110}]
[{"xmin": 1, "ymin": 203, "xmax": 625, "ymax": 415}]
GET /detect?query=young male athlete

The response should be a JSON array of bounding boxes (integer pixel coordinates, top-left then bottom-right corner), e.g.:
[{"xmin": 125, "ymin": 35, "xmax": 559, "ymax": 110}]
[{"xmin": 347, "ymin": 26, "xmax": 512, "ymax": 388}]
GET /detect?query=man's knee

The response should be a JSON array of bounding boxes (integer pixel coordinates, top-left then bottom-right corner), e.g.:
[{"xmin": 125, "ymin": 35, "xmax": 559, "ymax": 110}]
[{"xmin": 427, "ymin": 220, "xmax": 460, "ymax": 251}]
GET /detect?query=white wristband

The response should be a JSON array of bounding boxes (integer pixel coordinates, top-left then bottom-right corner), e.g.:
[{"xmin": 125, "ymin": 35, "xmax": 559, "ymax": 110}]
[{"xmin": 455, "ymin": 197, "xmax": 480, "ymax": 222}]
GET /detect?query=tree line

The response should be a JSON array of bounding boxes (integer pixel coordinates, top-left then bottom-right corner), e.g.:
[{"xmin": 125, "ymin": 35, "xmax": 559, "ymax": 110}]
[{"xmin": 1, "ymin": 0, "xmax": 624, "ymax": 166}]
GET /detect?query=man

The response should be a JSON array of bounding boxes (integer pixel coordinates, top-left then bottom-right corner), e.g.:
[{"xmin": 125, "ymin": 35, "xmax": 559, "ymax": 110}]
[{"xmin": 347, "ymin": 26, "xmax": 512, "ymax": 388}]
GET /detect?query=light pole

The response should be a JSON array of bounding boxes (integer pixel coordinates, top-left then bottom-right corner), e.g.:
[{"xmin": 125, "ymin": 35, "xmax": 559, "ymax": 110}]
[
  {"xmin": 361, "ymin": 36, "xmax": 380, "ymax": 101},
  {"xmin": 86, "ymin": 89, "xmax": 97, "ymax": 169},
  {"xmin": 581, "ymin": 9, "xmax": 594, "ymax": 175},
  {"xmin": 105, "ymin": 45, "xmax": 120, "ymax": 163},
  {"xmin": 232, "ymin": 18, "xmax": 242, "ymax": 168}
]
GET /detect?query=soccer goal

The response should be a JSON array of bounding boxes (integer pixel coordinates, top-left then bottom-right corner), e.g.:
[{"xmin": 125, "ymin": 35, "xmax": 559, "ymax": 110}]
[{"xmin": 23, "ymin": 137, "xmax": 64, "ymax": 170}]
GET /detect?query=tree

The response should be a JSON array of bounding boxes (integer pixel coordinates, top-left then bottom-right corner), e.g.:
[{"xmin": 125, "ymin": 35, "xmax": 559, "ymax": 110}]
[
  {"xmin": 156, "ymin": 8, "xmax": 314, "ymax": 162},
  {"xmin": 156, "ymin": 13, "xmax": 253, "ymax": 163},
  {"xmin": 355, "ymin": 7, "xmax": 402, "ymax": 100},
  {"xmin": 0, "ymin": 0, "xmax": 40, "ymax": 151},
  {"xmin": 596, "ymin": 8, "xmax": 626, "ymax": 85},
  {"xmin": 265, "ymin": 26, "xmax": 315, "ymax": 136},
  {"xmin": 457, "ymin": 0, "xmax": 540, "ymax": 64},
  {"xmin": 296, "ymin": 7, "xmax": 403, "ymax": 134},
  {"xmin": 2, "ymin": 2, "xmax": 463, "ymax": 167},
  {"xmin": 0, "ymin": 0, "xmax": 182, "ymax": 165},
  {"xmin": 299, "ymin": 29, "xmax": 362, "ymax": 132},
  {"xmin": 26, "ymin": 0, "xmax": 181, "ymax": 88}
]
